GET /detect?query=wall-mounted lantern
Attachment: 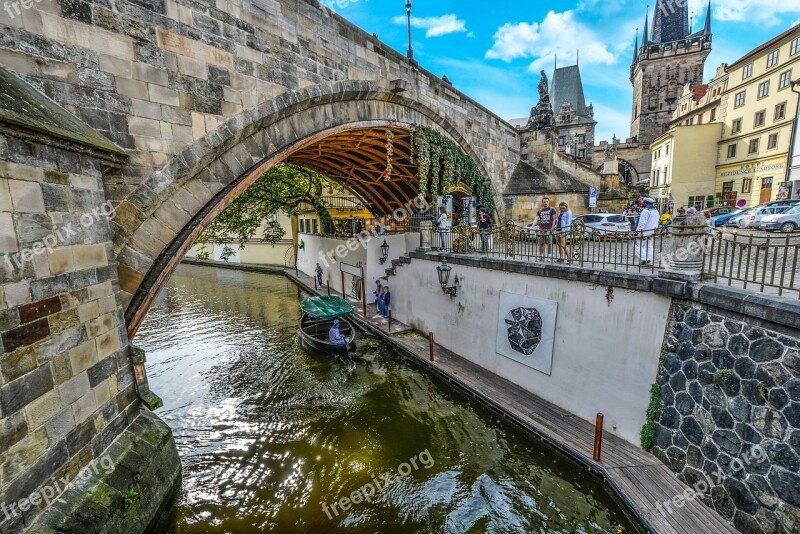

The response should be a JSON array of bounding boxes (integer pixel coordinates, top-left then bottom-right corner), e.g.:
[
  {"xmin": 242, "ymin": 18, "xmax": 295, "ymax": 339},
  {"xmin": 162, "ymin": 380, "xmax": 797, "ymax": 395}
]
[
  {"xmin": 379, "ymin": 239, "xmax": 390, "ymax": 264},
  {"xmin": 436, "ymin": 259, "xmax": 457, "ymax": 298}
]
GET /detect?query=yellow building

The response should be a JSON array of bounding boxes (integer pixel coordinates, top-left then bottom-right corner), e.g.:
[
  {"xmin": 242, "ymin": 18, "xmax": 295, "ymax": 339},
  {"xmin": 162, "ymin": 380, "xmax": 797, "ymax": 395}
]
[
  {"xmin": 650, "ymin": 122, "xmax": 723, "ymax": 211},
  {"xmin": 715, "ymin": 25, "xmax": 800, "ymax": 206}
]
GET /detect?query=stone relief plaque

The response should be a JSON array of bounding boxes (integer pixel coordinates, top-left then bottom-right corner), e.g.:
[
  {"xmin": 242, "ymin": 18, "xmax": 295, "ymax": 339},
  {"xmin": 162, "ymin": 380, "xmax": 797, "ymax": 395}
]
[{"xmin": 496, "ymin": 291, "xmax": 557, "ymax": 375}]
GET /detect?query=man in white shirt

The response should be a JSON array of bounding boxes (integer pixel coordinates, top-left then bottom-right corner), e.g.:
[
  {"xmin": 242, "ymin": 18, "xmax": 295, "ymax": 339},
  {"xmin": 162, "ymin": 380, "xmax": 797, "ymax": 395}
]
[{"xmin": 636, "ymin": 198, "xmax": 660, "ymax": 265}]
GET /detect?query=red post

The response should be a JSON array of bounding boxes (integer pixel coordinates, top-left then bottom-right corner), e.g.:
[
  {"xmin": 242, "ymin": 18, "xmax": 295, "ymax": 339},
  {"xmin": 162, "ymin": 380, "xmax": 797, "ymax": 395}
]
[
  {"xmin": 429, "ymin": 332, "xmax": 435, "ymax": 361},
  {"xmin": 360, "ymin": 266, "xmax": 367, "ymax": 318},
  {"xmin": 314, "ymin": 276, "xmax": 317, "ymax": 290},
  {"xmin": 327, "ymin": 281, "xmax": 331, "ymax": 296},
  {"xmin": 593, "ymin": 413, "xmax": 604, "ymax": 461},
  {"xmin": 388, "ymin": 310, "xmax": 392, "ymax": 332},
  {"xmin": 341, "ymin": 270, "xmax": 345, "ymax": 299}
]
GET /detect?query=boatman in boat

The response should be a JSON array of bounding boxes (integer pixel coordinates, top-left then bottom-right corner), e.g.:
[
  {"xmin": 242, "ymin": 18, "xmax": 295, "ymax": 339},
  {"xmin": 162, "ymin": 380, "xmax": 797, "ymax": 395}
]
[{"xmin": 328, "ymin": 319, "xmax": 350, "ymax": 346}]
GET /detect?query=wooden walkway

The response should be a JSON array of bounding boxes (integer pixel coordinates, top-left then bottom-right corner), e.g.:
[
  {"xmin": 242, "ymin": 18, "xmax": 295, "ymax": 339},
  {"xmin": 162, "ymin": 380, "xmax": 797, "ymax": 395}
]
[{"xmin": 285, "ymin": 267, "xmax": 736, "ymax": 533}]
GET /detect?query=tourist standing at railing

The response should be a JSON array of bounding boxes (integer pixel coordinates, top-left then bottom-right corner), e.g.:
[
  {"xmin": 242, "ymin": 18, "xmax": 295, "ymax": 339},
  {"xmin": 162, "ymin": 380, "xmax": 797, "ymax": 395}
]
[
  {"xmin": 316, "ymin": 263, "xmax": 324, "ymax": 287},
  {"xmin": 380, "ymin": 286, "xmax": 391, "ymax": 317},
  {"xmin": 534, "ymin": 196, "xmax": 557, "ymax": 260},
  {"xmin": 555, "ymin": 202, "xmax": 572, "ymax": 263},
  {"xmin": 636, "ymin": 198, "xmax": 660, "ymax": 265},
  {"xmin": 437, "ymin": 208, "xmax": 449, "ymax": 250},
  {"xmin": 478, "ymin": 208, "xmax": 493, "ymax": 253}
]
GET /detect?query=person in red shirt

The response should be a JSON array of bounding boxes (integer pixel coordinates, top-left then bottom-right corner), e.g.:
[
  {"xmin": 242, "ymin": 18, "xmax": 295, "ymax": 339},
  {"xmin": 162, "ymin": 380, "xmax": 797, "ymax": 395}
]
[{"xmin": 534, "ymin": 196, "xmax": 557, "ymax": 259}]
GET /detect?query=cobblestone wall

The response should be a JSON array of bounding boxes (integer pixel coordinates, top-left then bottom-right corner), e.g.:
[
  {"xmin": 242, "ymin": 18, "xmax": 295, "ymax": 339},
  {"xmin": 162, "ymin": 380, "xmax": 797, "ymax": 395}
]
[{"xmin": 654, "ymin": 302, "xmax": 800, "ymax": 533}]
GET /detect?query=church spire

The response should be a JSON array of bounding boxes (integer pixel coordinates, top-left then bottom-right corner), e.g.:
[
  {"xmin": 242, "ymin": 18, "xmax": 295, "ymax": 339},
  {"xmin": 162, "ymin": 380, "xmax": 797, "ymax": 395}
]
[
  {"xmin": 702, "ymin": 0, "xmax": 712, "ymax": 35},
  {"xmin": 633, "ymin": 27, "xmax": 639, "ymax": 65},
  {"xmin": 651, "ymin": 0, "xmax": 690, "ymax": 44}
]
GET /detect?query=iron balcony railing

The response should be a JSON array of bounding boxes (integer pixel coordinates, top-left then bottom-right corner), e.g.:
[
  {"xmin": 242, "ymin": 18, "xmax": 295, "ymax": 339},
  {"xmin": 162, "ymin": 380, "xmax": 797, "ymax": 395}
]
[
  {"xmin": 703, "ymin": 229, "xmax": 800, "ymax": 298},
  {"xmin": 431, "ymin": 220, "xmax": 669, "ymax": 273}
]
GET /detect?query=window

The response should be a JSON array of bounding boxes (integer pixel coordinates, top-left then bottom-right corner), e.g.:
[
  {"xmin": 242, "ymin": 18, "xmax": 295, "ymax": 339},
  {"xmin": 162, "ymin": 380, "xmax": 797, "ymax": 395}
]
[
  {"xmin": 767, "ymin": 49, "xmax": 779, "ymax": 68},
  {"xmin": 775, "ymin": 102, "xmax": 786, "ymax": 120},
  {"xmin": 711, "ymin": 108, "xmax": 717, "ymax": 121},
  {"xmin": 727, "ymin": 144, "xmax": 737, "ymax": 158},
  {"xmin": 665, "ymin": 144, "xmax": 670, "ymax": 155},
  {"xmin": 758, "ymin": 81, "xmax": 770, "ymax": 98},
  {"xmin": 312, "ymin": 219, "xmax": 318, "ymax": 234},
  {"xmin": 780, "ymin": 70, "xmax": 792, "ymax": 89},
  {"xmin": 577, "ymin": 149, "xmax": 585, "ymax": 158},
  {"xmin": 754, "ymin": 110, "xmax": 766, "ymax": 127},
  {"xmin": 722, "ymin": 181, "xmax": 736, "ymax": 205},
  {"xmin": 577, "ymin": 134, "xmax": 586, "ymax": 144},
  {"xmin": 762, "ymin": 177, "xmax": 773, "ymax": 192},
  {"xmin": 742, "ymin": 63, "xmax": 753, "ymax": 79},
  {"xmin": 558, "ymin": 136, "xmax": 566, "ymax": 146},
  {"xmin": 698, "ymin": 115, "xmax": 703, "ymax": 124},
  {"xmin": 663, "ymin": 165, "xmax": 669, "ymax": 184},
  {"xmin": 748, "ymin": 138, "xmax": 759, "ymax": 154},
  {"xmin": 768, "ymin": 133, "xmax": 778, "ymax": 149},
  {"xmin": 734, "ymin": 91, "xmax": 746, "ymax": 107},
  {"xmin": 792, "ymin": 37, "xmax": 800, "ymax": 56},
  {"xmin": 692, "ymin": 196, "xmax": 706, "ymax": 210},
  {"xmin": 742, "ymin": 177, "xmax": 752, "ymax": 193},
  {"xmin": 732, "ymin": 118, "xmax": 742, "ymax": 133}
]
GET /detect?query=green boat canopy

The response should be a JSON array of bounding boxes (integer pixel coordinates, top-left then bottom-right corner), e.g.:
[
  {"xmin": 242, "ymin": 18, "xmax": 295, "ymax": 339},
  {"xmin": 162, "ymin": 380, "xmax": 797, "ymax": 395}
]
[{"xmin": 300, "ymin": 296, "xmax": 353, "ymax": 318}]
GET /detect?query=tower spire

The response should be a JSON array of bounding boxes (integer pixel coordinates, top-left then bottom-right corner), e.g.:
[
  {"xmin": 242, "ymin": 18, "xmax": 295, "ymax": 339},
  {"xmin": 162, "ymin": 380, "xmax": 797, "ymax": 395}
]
[
  {"xmin": 642, "ymin": 6, "xmax": 650, "ymax": 46},
  {"xmin": 576, "ymin": 49, "xmax": 579, "ymax": 66},
  {"xmin": 633, "ymin": 27, "xmax": 639, "ymax": 65},
  {"xmin": 703, "ymin": 0, "xmax": 712, "ymax": 35}
]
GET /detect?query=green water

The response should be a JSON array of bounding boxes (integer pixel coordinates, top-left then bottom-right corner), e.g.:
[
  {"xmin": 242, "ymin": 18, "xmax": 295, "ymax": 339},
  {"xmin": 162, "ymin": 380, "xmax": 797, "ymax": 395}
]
[{"xmin": 137, "ymin": 264, "xmax": 641, "ymax": 533}]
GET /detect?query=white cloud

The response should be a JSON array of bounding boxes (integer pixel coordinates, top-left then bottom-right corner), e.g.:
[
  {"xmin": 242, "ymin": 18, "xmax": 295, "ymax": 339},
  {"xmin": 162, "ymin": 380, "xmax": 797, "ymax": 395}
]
[
  {"xmin": 710, "ymin": 0, "xmax": 800, "ymax": 26},
  {"xmin": 485, "ymin": 11, "xmax": 616, "ymax": 72},
  {"xmin": 391, "ymin": 14, "xmax": 468, "ymax": 38}
]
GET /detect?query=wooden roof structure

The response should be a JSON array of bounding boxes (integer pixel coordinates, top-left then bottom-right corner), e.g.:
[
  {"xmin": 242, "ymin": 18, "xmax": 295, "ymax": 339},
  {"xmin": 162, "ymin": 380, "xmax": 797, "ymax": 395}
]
[{"xmin": 289, "ymin": 126, "xmax": 420, "ymax": 215}]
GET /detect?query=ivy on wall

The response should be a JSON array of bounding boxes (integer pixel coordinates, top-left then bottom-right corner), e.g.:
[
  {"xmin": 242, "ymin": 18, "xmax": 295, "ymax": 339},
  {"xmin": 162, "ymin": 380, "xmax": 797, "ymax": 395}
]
[{"xmin": 408, "ymin": 125, "xmax": 495, "ymax": 213}]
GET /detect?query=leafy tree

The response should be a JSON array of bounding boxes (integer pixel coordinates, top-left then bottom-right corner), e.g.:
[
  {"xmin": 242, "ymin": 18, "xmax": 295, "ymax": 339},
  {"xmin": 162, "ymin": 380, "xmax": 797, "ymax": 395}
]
[{"xmin": 195, "ymin": 163, "xmax": 335, "ymax": 261}]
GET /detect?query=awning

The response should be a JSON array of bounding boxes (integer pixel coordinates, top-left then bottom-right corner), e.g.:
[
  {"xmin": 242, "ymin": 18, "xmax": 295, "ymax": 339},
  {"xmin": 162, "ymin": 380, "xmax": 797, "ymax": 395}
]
[{"xmin": 300, "ymin": 296, "xmax": 353, "ymax": 318}]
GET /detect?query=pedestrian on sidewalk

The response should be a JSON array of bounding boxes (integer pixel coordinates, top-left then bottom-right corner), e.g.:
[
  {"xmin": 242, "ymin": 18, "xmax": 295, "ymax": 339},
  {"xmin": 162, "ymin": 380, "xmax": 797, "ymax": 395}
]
[
  {"xmin": 373, "ymin": 279, "xmax": 383, "ymax": 314},
  {"xmin": 315, "ymin": 262, "xmax": 324, "ymax": 287},
  {"xmin": 555, "ymin": 201, "xmax": 572, "ymax": 263},
  {"xmin": 478, "ymin": 207, "xmax": 493, "ymax": 253},
  {"xmin": 534, "ymin": 196, "xmax": 557, "ymax": 260},
  {"xmin": 380, "ymin": 285, "xmax": 391, "ymax": 317},
  {"xmin": 636, "ymin": 197, "xmax": 660, "ymax": 265},
  {"xmin": 437, "ymin": 207, "xmax": 448, "ymax": 250}
]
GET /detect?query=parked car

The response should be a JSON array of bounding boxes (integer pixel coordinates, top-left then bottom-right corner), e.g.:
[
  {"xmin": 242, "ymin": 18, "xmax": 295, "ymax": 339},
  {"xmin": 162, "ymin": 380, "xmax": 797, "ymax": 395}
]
[
  {"xmin": 711, "ymin": 208, "xmax": 745, "ymax": 227},
  {"xmin": 573, "ymin": 213, "xmax": 631, "ymax": 235},
  {"xmin": 704, "ymin": 207, "xmax": 735, "ymax": 218},
  {"xmin": 764, "ymin": 199, "xmax": 800, "ymax": 209},
  {"xmin": 735, "ymin": 205, "xmax": 790, "ymax": 228},
  {"xmin": 519, "ymin": 222, "xmax": 538, "ymax": 240},
  {"xmin": 760, "ymin": 204, "xmax": 800, "ymax": 233}
]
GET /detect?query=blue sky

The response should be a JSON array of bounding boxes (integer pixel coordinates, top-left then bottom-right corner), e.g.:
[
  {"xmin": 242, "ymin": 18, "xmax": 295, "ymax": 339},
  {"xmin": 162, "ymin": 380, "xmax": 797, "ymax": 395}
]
[{"xmin": 322, "ymin": 0, "xmax": 800, "ymax": 142}]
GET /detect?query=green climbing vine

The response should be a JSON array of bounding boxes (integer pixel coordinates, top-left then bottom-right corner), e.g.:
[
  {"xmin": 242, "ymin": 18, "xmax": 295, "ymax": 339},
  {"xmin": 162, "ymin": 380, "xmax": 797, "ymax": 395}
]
[
  {"xmin": 408, "ymin": 125, "xmax": 495, "ymax": 213},
  {"xmin": 640, "ymin": 383, "xmax": 662, "ymax": 451}
]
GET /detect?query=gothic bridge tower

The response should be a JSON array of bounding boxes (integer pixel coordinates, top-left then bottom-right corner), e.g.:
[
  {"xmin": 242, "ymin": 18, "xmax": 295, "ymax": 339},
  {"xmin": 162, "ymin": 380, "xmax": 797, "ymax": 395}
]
[{"xmin": 630, "ymin": 0, "xmax": 712, "ymax": 145}]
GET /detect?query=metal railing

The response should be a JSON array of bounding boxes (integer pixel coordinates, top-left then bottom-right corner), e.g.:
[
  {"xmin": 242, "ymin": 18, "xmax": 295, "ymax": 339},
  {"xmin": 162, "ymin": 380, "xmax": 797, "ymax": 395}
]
[
  {"xmin": 703, "ymin": 229, "xmax": 800, "ymax": 298},
  {"xmin": 431, "ymin": 221, "xmax": 669, "ymax": 273}
]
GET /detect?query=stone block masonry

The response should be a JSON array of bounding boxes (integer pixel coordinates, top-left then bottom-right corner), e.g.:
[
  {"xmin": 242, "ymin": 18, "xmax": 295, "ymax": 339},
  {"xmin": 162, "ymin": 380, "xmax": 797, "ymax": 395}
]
[{"xmin": 654, "ymin": 301, "xmax": 800, "ymax": 533}]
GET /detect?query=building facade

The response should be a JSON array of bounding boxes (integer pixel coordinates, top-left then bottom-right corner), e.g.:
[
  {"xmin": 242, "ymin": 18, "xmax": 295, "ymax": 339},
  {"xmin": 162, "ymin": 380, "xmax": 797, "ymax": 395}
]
[{"xmin": 715, "ymin": 26, "xmax": 800, "ymax": 206}]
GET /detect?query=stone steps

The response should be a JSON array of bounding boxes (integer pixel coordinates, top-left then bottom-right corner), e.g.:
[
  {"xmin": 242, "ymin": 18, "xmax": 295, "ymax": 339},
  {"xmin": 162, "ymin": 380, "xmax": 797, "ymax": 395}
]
[{"xmin": 385, "ymin": 252, "xmax": 413, "ymax": 277}]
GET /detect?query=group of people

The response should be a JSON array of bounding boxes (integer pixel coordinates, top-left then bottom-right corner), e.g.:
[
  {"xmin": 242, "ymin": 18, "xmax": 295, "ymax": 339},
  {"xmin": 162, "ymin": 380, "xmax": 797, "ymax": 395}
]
[
  {"xmin": 534, "ymin": 196, "xmax": 573, "ymax": 262},
  {"xmin": 373, "ymin": 279, "xmax": 391, "ymax": 317}
]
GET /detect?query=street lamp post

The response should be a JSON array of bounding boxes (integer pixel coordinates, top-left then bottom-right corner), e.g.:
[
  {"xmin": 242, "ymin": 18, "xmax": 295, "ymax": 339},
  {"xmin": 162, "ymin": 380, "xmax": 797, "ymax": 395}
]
[{"xmin": 405, "ymin": 0, "xmax": 414, "ymax": 62}]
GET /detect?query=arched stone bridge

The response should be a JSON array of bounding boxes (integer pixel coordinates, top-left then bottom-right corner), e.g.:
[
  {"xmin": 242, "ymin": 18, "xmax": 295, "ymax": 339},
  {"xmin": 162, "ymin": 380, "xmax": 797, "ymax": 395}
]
[{"xmin": 1, "ymin": 0, "xmax": 520, "ymax": 334}]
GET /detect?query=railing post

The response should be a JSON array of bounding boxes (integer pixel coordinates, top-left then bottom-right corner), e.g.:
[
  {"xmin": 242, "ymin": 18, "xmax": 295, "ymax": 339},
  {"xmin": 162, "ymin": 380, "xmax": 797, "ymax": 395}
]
[
  {"xmin": 388, "ymin": 309, "xmax": 392, "ymax": 332},
  {"xmin": 659, "ymin": 213, "xmax": 708, "ymax": 282},
  {"xmin": 593, "ymin": 413, "xmax": 604, "ymax": 461},
  {"xmin": 327, "ymin": 281, "xmax": 331, "ymax": 296},
  {"xmin": 419, "ymin": 220, "xmax": 433, "ymax": 251},
  {"xmin": 341, "ymin": 270, "xmax": 345, "ymax": 299},
  {"xmin": 429, "ymin": 332, "xmax": 435, "ymax": 361},
  {"xmin": 360, "ymin": 266, "xmax": 367, "ymax": 318}
]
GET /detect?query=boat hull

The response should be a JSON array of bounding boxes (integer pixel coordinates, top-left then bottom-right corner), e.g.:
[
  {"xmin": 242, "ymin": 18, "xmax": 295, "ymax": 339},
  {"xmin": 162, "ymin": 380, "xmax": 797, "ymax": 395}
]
[{"xmin": 299, "ymin": 314, "xmax": 357, "ymax": 357}]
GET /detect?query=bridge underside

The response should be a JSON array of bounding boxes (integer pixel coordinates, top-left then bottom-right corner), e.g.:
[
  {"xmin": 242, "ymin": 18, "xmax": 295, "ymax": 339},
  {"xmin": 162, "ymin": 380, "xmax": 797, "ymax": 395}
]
[{"xmin": 289, "ymin": 126, "xmax": 420, "ymax": 215}]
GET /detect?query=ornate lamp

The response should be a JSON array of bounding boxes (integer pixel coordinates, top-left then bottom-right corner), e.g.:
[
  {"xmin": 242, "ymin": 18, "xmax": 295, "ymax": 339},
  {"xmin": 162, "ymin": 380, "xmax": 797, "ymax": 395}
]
[
  {"xmin": 379, "ymin": 239, "xmax": 390, "ymax": 264},
  {"xmin": 436, "ymin": 259, "xmax": 457, "ymax": 298}
]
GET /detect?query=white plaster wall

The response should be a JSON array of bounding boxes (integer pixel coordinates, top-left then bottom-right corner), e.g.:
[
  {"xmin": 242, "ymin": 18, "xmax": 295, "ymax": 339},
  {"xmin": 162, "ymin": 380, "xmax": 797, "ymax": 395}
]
[
  {"xmin": 390, "ymin": 257, "xmax": 672, "ymax": 445},
  {"xmin": 297, "ymin": 233, "xmax": 417, "ymax": 302}
]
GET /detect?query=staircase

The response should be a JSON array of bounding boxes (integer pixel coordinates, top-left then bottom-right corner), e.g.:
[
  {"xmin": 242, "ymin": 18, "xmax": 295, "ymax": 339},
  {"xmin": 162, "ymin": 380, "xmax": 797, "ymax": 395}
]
[{"xmin": 384, "ymin": 252, "xmax": 413, "ymax": 277}]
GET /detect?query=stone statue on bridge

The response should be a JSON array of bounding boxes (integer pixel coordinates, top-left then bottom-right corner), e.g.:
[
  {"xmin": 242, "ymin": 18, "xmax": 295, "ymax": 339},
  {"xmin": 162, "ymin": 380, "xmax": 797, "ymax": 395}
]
[{"xmin": 525, "ymin": 70, "xmax": 556, "ymax": 132}]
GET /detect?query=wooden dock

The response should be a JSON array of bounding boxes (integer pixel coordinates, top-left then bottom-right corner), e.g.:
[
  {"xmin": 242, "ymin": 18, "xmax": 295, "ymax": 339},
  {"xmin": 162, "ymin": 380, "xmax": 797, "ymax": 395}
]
[{"xmin": 285, "ymin": 268, "xmax": 738, "ymax": 534}]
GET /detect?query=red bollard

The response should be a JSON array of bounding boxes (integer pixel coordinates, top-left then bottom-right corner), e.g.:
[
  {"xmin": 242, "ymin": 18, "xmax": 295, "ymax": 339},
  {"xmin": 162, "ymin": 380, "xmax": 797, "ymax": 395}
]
[
  {"xmin": 388, "ymin": 310, "xmax": 392, "ymax": 332},
  {"xmin": 593, "ymin": 413, "xmax": 604, "ymax": 461},
  {"xmin": 327, "ymin": 282, "xmax": 331, "ymax": 296},
  {"xmin": 429, "ymin": 332, "xmax": 435, "ymax": 362}
]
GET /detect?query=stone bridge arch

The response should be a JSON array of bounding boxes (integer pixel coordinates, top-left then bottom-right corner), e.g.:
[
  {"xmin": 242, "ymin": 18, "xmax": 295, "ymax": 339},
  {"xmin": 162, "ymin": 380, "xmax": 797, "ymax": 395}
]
[{"xmin": 117, "ymin": 80, "xmax": 496, "ymax": 336}]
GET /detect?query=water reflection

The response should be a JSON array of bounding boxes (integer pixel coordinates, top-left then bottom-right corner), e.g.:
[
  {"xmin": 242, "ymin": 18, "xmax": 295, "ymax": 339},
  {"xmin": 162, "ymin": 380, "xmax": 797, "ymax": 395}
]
[{"xmin": 138, "ymin": 264, "xmax": 640, "ymax": 533}]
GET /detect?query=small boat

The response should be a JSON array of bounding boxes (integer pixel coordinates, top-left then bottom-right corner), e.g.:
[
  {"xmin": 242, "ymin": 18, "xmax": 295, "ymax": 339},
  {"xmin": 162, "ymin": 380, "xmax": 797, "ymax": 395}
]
[{"xmin": 299, "ymin": 296, "xmax": 357, "ymax": 357}]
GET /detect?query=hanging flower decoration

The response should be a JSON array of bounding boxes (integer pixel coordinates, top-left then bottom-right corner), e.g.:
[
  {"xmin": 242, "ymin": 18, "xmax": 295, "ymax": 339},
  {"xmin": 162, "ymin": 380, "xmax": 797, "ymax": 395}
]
[
  {"xmin": 408, "ymin": 125, "xmax": 495, "ymax": 213},
  {"xmin": 384, "ymin": 129, "xmax": 394, "ymax": 181}
]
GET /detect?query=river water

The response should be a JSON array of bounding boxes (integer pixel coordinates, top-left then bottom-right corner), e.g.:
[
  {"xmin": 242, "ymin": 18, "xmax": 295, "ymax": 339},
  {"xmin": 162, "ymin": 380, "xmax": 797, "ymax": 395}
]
[{"xmin": 137, "ymin": 264, "xmax": 641, "ymax": 533}]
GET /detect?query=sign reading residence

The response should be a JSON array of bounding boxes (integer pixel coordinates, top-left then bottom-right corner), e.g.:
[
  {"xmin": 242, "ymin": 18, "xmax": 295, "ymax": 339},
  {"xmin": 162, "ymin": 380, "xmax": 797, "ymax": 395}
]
[{"xmin": 719, "ymin": 162, "xmax": 785, "ymax": 177}]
